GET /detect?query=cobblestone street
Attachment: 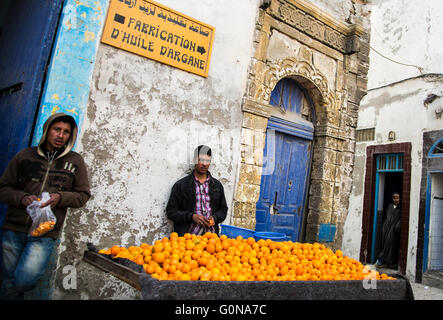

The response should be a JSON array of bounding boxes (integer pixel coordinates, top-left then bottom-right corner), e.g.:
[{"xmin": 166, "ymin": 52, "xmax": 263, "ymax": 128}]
[
  {"xmin": 412, "ymin": 270, "xmax": 443, "ymax": 300},
  {"xmin": 376, "ymin": 267, "xmax": 443, "ymax": 300}
]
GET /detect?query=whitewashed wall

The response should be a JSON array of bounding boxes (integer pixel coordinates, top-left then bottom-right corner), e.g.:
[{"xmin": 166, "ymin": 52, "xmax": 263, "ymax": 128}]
[{"xmin": 368, "ymin": 0, "xmax": 443, "ymax": 89}]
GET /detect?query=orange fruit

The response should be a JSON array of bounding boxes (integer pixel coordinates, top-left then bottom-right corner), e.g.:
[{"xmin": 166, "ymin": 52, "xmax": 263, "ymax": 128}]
[
  {"xmin": 152, "ymin": 252, "xmax": 165, "ymax": 264},
  {"xmin": 200, "ymin": 272, "xmax": 211, "ymax": 281},
  {"xmin": 180, "ymin": 263, "xmax": 191, "ymax": 274},
  {"xmin": 206, "ymin": 243, "xmax": 215, "ymax": 254},
  {"xmin": 183, "ymin": 233, "xmax": 192, "ymax": 240},
  {"xmin": 198, "ymin": 257, "xmax": 208, "ymax": 266},
  {"xmin": 111, "ymin": 245, "xmax": 120, "ymax": 256},
  {"xmin": 170, "ymin": 232, "xmax": 179, "ymax": 241},
  {"xmin": 145, "ymin": 264, "xmax": 155, "ymax": 274},
  {"xmin": 103, "ymin": 232, "xmax": 397, "ymax": 282},
  {"xmin": 135, "ymin": 255, "xmax": 144, "ymax": 265}
]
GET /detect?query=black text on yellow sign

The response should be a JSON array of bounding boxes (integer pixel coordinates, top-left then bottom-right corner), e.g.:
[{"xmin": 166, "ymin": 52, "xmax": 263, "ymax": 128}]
[{"xmin": 101, "ymin": 0, "xmax": 215, "ymax": 78}]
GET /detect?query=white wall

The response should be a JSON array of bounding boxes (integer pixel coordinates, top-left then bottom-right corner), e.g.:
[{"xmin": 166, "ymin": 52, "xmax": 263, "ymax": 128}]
[
  {"xmin": 82, "ymin": 0, "xmax": 261, "ymax": 241},
  {"xmin": 368, "ymin": 0, "xmax": 443, "ymax": 89}
]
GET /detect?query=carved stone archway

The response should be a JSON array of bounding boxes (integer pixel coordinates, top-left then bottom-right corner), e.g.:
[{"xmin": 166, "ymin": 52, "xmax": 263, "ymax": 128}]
[
  {"xmin": 235, "ymin": 47, "xmax": 343, "ymax": 240},
  {"xmin": 260, "ymin": 47, "xmax": 341, "ymax": 113}
]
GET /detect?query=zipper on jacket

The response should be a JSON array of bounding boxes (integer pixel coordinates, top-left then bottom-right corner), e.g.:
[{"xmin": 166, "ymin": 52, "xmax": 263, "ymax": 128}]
[
  {"xmin": 39, "ymin": 151, "xmax": 58, "ymax": 196},
  {"xmin": 26, "ymin": 151, "xmax": 58, "ymax": 229}
]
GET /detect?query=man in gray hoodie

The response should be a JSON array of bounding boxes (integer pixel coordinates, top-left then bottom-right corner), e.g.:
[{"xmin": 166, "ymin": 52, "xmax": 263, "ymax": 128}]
[{"xmin": 0, "ymin": 113, "xmax": 91, "ymax": 299}]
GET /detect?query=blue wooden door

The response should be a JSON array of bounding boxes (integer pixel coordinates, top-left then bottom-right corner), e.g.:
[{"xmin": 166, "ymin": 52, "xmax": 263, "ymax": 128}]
[
  {"xmin": 256, "ymin": 119, "xmax": 313, "ymax": 241},
  {"xmin": 0, "ymin": 1, "xmax": 63, "ymax": 228},
  {"xmin": 0, "ymin": 0, "xmax": 63, "ymax": 174},
  {"xmin": 255, "ymin": 78, "xmax": 314, "ymax": 241}
]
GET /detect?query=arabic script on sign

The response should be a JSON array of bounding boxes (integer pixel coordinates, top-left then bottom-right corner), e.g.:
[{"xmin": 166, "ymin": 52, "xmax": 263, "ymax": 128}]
[{"xmin": 101, "ymin": 0, "xmax": 215, "ymax": 77}]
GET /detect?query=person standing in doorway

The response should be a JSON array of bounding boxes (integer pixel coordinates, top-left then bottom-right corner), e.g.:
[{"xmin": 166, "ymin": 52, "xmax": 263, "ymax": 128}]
[
  {"xmin": 0, "ymin": 113, "xmax": 91, "ymax": 299},
  {"xmin": 375, "ymin": 192, "xmax": 401, "ymax": 269},
  {"xmin": 166, "ymin": 145, "xmax": 228, "ymax": 236}
]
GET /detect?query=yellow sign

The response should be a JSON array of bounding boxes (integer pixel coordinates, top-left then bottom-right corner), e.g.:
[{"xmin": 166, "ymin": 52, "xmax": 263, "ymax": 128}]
[{"xmin": 101, "ymin": 0, "xmax": 215, "ymax": 77}]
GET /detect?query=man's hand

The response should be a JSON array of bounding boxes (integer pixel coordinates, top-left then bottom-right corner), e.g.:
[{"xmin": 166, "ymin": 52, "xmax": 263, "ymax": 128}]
[
  {"xmin": 40, "ymin": 193, "xmax": 61, "ymax": 209},
  {"xmin": 21, "ymin": 195, "xmax": 39, "ymax": 207},
  {"xmin": 192, "ymin": 214, "xmax": 211, "ymax": 228}
]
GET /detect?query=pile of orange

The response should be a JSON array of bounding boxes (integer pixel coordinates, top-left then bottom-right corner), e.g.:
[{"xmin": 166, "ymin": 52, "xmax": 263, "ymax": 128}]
[{"xmin": 99, "ymin": 232, "xmax": 395, "ymax": 281}]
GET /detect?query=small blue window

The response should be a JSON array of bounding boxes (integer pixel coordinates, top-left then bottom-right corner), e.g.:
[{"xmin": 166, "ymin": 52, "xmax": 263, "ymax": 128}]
[
  {"xmin": 376, "ymin": 153, "xmax": 404, "ymax": 172},
  {"xmin": 270, "ymin": 78, "xmax": 305, "ymax": 114},
  {"xmin": 429, "ymin": 137, "xmax": 443, "ymax": 158}
]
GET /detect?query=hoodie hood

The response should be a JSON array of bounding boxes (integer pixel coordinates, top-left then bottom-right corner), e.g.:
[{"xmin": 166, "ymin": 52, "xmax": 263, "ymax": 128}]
[{"xmin": 37, "ymin": 112, "xmax": 78, "ymax": 159}]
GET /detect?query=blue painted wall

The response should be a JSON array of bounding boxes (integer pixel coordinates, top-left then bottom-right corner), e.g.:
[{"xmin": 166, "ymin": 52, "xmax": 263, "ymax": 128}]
[{"xmin": 31, "ymin": 0, "xmax": 109, "ymax": 148}]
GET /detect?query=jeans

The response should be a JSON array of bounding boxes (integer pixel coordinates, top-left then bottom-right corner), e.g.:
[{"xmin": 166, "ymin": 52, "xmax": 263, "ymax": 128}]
[{"xmin": 0, "ymin": 230, "xmax": 55, "ymax": 300}]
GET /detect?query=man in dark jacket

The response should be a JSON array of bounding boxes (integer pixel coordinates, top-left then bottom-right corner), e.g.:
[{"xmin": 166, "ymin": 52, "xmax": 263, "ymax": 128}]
[
  {"xmin": 0, "ymin": 113, "xmax": 91, "ymax": 299},
  {"xmin": 375, "ymin": 192, "xmax": 401, "ymax": 269},
  {"xmin": 166, "ymin": 145, "xmax": 228, "ymax": 236}
]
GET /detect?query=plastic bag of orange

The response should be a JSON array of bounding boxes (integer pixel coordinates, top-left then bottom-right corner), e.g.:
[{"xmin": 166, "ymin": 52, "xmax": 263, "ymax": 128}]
[{"xmin": 26, "ymin": 192, "xmax": 57, "ymax": 237}]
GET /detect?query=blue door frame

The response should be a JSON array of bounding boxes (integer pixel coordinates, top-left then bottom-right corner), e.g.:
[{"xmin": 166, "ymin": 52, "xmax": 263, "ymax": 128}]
[
  {"xmin": 422, "ymin": 138, "xmax": 443, "ymax": 272},
  {"xmin": 371, "ymin": 153, "xmax": 404, "ymax": 262},
  {"xmin": 422, "ymin": 170, "xmax": 443, "ymax": 272}
]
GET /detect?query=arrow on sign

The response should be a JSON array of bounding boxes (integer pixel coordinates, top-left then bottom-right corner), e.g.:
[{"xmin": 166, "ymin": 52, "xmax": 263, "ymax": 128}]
[{"xmin": 197, "ymin": 46, "xmax": 206, "ymax": 55}]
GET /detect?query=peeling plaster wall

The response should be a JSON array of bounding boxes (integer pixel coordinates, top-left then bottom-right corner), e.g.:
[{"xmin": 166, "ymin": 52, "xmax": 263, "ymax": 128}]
[
  {"xmin": 51, "ymin": 0, "xmax": 261, "ymax": 299},
  {"xmin": 368, "ymin": 0, "xmax": 443, "ymax": 89},
  {"xmin": 309, "ymin": 0, "xmax": 370, "ymax": 28}
]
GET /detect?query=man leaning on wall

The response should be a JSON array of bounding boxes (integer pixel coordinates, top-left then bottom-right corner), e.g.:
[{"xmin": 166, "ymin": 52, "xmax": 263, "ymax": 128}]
[
  {"xmin": 166, "ymin": 145, "xmax": 228, "ymax": 236},
  {"xmin": 0, "ymin": 113, "xmax": 91, "ymax": 300}
]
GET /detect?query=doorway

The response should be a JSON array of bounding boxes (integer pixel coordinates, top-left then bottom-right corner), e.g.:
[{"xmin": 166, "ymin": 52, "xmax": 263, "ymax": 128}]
[
  {"xmin": 371, "ymin": 154, "xmax": 404, "ymax": 265},
  {"xmin": 360, "ymin": 143, "xmax": 411, "ymax": 274},
  {"xmin": 424, "ymin": 172, "xmax": 443, "ymax": 271},
  {"xmin": 0, "ymin": 0, "xmax": 63, "ymax": 174},
  {"xmin": 255, "ymin": 120, "xmax": 313, "ymax": 241},
  {"xmin": 255, "ymin": 77, "xmax": 314, "ymax": 241},
  {"xmin": 371, "ymin": 170, "xmax": 403, "ymax": 264}
]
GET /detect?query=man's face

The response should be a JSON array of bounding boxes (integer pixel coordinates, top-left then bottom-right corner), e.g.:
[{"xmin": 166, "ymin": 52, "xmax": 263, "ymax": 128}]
[
  {"xmin": 195, "ymin": 154, "xmax": 211, "ymax": 175},
  {"xmin": 393, "ymin": 194, "xmax": 400, "ymax": 206},
  {"xmin": 45, "ymin": 121, "xmax": 72, "ymax": 151}
]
